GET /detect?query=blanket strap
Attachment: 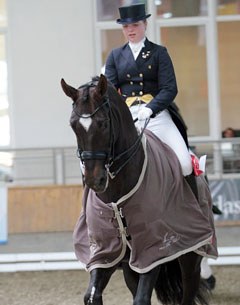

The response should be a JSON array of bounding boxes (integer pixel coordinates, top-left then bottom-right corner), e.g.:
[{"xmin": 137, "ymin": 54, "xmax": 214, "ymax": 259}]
[{"xmin": 112, "ymin": 205, "xmax": 131, "ymax": 241}]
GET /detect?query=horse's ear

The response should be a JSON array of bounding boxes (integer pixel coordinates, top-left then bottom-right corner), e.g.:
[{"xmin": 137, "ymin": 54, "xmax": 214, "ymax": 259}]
[
  {"xmin": 96, "ymin": 74, "xmax": 108, "ymax": 96},
  {"xmin": 61, "ymin": 78, "xmax": 78, "ymax": 101}
]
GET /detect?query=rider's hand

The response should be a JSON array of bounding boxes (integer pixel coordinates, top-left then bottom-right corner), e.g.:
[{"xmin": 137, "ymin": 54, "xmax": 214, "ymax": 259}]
[{"xmin": 137, "ymin": 107, "xmax": 153, "ymax": 121}]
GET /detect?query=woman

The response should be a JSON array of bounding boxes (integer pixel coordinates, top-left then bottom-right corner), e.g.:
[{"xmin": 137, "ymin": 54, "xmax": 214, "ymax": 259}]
[{"xmin": 105, "ymin": 3, "xmax": 198, "ymax": 200}]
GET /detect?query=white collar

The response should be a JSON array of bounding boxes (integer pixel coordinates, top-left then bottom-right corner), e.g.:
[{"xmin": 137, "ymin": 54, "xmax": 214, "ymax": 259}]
[{"xmin": 129, "ymin": 37, "xmax": 146, "ymax": 53}]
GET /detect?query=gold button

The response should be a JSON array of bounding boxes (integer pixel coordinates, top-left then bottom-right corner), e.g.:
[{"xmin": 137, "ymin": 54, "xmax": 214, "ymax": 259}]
[
  {"xmin": 139, "ymin": 73, "xmax": 143, "ymax": 77},
  {"xmin": 130, "ymin": 81, "xmax": 133, "ymax": 85},
  {"xmin": 127, "ymin": 74, "xmax": 131, "ymax": 78},
  {"xmin": 148, "ymin": 65, "xmax": 152, "ymax": 69},
  {"xmin": 132, "ymin": 92, "xmax": 136, "ymax": 96},
  {"xmin": 140, "ymin": 82, "xmax": 143, "ymax": 86},
  {"xmin": 139, "ymin": 91, "xmax": 143, "ymax": 96}
]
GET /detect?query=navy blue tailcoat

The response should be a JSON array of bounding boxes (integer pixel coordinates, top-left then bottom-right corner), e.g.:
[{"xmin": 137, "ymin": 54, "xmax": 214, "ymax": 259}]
[{"xmin": 105, "ymin": 38, "xmax": 189, "ymax": 147}]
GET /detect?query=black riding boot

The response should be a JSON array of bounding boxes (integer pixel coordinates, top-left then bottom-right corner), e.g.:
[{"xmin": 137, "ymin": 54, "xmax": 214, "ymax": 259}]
[{"xmin": 185, "ymin": 172, "xmax": 199, "ymax": 201}]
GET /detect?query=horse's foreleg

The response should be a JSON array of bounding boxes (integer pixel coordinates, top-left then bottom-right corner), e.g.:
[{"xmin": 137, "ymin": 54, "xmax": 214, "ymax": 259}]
[
  {"xmin": 84, "ymin": 267, "xmax": 117, "ymax": 305},
  {"xmin": 122, "ymin": 262, "xmax": 139, "ymax": 297},
  {"xmin": 178, "ymin": 252, "xmax": 203, "ymax": 305},
  {"xmin": 133, "ymin": 266, "xmax": 161, "ymax": 305}
]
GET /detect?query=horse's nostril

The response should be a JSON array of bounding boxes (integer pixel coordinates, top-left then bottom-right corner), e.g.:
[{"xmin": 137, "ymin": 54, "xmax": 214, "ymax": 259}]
[
  {"xmin": 84, "ymin": 173, "xmax": 107, "ymax": 192},
  {"xmin": 99, "ymin": 177, "xmax": 106, "ymax": 188},
  {"xmin": 99, "ymin": 176, "xmax": 106, "ymax": 186}
]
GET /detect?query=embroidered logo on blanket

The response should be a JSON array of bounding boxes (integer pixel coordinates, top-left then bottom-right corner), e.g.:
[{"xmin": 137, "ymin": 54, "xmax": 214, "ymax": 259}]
[{"xmin": 159, "ymin": 232, "xmax": 180, "ymax": 250}]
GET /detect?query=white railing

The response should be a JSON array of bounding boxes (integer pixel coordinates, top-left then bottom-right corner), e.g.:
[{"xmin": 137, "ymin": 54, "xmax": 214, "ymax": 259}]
[
  {"xmin": 0, "ymin": 147, "xmax": 83, "ymax": 186},
  {"xmin": 0, "ymin": 247, "xmax": 240, "ymax": 272},
  {"xmin": 0, "ymin": 138, "xmax": 240, "ymax": 186}
]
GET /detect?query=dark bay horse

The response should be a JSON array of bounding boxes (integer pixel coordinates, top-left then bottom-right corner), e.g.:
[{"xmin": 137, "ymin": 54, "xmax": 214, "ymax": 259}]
[{"xmin": 61, "ymin": 75, "xmax": 217, "ymax": 305}]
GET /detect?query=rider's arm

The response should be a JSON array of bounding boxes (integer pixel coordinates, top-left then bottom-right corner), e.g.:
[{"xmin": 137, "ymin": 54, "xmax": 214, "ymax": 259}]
[
  {"xmin": 105, "ymin": 50, "xmax": 119, "ymax": 90},
  {"xmin": 146, "ymin": 47, "xmax": 178, "ymax": 116}
]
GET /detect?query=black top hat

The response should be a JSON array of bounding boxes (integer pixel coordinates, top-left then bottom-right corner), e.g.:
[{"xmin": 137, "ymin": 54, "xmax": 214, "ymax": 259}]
[{"xmin": 116, "ymin": 4, "xmax": 151, "ymax": 25}]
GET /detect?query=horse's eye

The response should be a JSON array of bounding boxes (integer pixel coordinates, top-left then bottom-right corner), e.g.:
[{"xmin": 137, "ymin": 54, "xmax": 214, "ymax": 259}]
[{"xmin": 72, "ymin": 101, "xmax": 78, "ymax": 109}]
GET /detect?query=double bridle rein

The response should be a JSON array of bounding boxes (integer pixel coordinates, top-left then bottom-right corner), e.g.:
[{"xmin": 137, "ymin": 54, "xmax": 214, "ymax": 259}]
[{"xmin": 74, "ymin": 82, "xmax": 148, "ymax": 179}]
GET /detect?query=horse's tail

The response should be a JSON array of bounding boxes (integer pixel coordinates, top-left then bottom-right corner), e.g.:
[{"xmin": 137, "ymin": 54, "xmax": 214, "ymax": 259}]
[{"xmin": 154, "ymin": 259, "xmax": 210, "ymax": 305}]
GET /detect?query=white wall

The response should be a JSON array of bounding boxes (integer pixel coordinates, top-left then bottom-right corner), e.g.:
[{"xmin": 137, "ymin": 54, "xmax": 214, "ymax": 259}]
[{"xmin": 7, "ymin": 0, "xmax": 95, "ymax": 148}]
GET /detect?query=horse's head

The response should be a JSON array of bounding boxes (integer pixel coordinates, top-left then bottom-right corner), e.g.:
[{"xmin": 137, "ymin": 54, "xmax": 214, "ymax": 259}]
[{"xmin": 61, "ymin": 75, "xmax": 112, "ymax": 193}]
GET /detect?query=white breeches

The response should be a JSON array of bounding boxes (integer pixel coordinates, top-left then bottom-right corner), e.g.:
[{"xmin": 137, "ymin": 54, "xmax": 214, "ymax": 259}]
[{"xmin": 130, "ymin": 104, "xmax": 193, "ymax": 176}]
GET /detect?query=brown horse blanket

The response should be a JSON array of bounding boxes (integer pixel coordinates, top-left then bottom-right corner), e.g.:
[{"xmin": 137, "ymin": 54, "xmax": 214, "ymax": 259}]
[{"xmin": 73, "ymin": 130, "xmax": 218, "ymax": 273}]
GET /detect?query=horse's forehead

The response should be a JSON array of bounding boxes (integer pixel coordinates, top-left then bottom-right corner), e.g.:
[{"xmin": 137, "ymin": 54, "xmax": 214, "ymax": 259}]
[
  {"xmin": 78, "ymin": 86, "xmax": 98, "ymax": 105},
  {"xmin": 79, "ymin": 116, "xmax": 93, "ymax": 132},
  {"xmin": 70, "ymin": 85, "xmax": 104, "ymax": 132}
]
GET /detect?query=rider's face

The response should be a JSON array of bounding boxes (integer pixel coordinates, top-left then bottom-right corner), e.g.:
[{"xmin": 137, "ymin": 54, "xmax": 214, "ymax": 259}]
[{"xmin": 122, "ymin": 20, "xmax": 147, "ymax": 43}]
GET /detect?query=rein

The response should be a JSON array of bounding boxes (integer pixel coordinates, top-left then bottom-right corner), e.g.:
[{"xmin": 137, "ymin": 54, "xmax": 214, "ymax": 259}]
[
  {"xmin": 75, "ymin": 84, "xmax": 149, "ymax": 179},
  {"xmin": 105, "ymin": 118, "xmax": 149, "ymax": 179}
]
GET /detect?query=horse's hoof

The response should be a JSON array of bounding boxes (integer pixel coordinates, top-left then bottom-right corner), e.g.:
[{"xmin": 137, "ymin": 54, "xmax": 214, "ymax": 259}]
[
  {"xmin": 212, "ymin": 205, "xmax": 222, "ymax": 215},
  {"xmin": 205, "ymin": 275, "xmax": 216, "ymax": 290}
]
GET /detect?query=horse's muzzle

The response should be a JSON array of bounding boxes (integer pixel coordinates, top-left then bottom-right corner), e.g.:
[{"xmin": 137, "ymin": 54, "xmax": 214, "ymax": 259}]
[{"xmin": 84, "ymin": 167, "xmax": 108, "ymax": 193}]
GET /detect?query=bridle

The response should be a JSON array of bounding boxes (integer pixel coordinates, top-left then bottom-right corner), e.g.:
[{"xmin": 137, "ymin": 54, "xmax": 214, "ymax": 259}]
[
  {"xmin": 74, "ymin": 82, "xmax": 148, "ymax": 179},
  {"xmin": 75, "ymin": 99, "xmax": 111, "ymax": 162}
]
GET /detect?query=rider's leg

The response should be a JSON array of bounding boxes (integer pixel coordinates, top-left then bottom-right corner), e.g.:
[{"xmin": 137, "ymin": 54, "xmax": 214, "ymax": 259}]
[
  {"xmin": 143, "ymin": 109, "xmax": 199, "ymax": 201},
  {"xmin": 184, "ymin": 171, "xmax": 199, "ymax": 201}
]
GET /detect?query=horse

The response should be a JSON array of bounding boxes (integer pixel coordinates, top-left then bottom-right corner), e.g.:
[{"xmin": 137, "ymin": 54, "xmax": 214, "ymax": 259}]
[{"xmin": 61, "ymin": 74, "xmax": 217, "ymax": 305}]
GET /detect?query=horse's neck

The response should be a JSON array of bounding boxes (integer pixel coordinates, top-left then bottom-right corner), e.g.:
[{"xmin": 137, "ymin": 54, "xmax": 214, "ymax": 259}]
[
  {"xmin": 98, "ymin": 126, "xmax": 145, "ymax": 203},
  {"xmin": 96, "ymin": 90, "xmax": 145, "ymax": 203}
]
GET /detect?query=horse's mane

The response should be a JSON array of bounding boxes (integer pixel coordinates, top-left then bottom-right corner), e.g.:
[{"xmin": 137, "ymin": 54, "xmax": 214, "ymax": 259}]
[
  {"xmin": 78, "ymin": 76, "xmax": 131, "ymax": 124},
  {"xmin": 91, "ymin": 75, "xmax": 116, "ymax": 91},
  {"xmin": 89, "ymin": 75, "xmax": 124, "ymax": 104},
  {"xmin": 77, "ymin": 76, "xmax": 107, "ymax": 103}
]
